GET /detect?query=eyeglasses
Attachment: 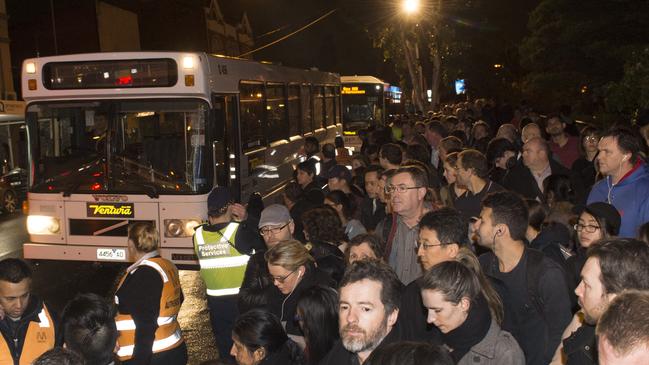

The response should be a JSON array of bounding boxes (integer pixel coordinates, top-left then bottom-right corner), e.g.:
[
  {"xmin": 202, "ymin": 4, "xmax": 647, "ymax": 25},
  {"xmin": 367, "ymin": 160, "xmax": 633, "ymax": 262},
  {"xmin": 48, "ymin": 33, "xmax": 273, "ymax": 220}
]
[
  {"xmin": 584, "ymin": 136, "xmax": 599, "ymax": 143},
  {"xmin": 271, "ymin": 269, "xmax": 297, "ymax": 284},
  {"xmin": 384, "ymin": 185, "xmax": 423, "ymax": 194},
  {"xmin": 417, "ymin": 241, "xmax": 445, "ymax": 250},
  {"xmin": 259, "ymin": 222, "xmax": 290, "ymax": 236},
  {"xmin": 574, "ymin": 224, "xmax": 600, "ymax": 233}
]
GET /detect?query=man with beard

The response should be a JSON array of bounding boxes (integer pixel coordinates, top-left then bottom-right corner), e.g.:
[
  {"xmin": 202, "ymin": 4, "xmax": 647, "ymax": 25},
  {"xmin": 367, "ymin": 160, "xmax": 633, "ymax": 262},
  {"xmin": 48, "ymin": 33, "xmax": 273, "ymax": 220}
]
[
  {"xmin": 475, "ymin": 191, "xmax": 572, "ymax": 365},
  {"xmin": 550, "ymin": 238, "xmax": 649, "ymax": 365},
  {"xmin": 546, "ymin": 115, "xmax": 580, "ymax": 169},
  {"xmin": 320, "ymin": 259, "xmax": 403, "ymax": 365}
]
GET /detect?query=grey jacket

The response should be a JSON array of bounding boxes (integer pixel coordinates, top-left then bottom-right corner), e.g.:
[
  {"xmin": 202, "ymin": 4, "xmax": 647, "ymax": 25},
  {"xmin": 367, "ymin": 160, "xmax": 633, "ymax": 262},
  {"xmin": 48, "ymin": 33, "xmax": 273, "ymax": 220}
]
[{"xmin": 457, "ymin": 320, "xmax": 525, "ymax": 365}]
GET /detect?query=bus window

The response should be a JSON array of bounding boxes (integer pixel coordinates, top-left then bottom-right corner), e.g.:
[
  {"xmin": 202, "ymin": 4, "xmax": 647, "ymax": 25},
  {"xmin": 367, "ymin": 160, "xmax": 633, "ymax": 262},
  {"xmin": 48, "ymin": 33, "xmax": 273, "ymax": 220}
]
[
  {"xmin": 300, "ymin": 85, "xmax": 312, "ymax": 134},
  {"xmin": 325, "ymin": 86, "xmax": 335, "ymax": 127},
  {"xmin": 288, "ymin": 84, "xmax": 301, "ymax": 136},
  {"xmin": 335, "ymin": 86, "xmax": 341, "ymax": 125},
  {"xmin": 266, "ymin": 83, "xmax": 288, "ymax": 142},
  {"xmin": 313, "ymin": 86, "xmax": 324, "ymax": 130},
  {"xmin": 239, "ymin": 82, "xmax": 266, "ymax": 151}
]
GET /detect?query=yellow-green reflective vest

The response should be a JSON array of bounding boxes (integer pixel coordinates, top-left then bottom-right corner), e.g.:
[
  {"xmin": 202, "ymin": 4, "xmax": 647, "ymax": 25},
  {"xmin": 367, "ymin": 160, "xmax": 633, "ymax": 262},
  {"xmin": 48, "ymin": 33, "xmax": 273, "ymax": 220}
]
[{"xmin": 193, "ymin": 223, "xmax": 250, "ymax": 296}]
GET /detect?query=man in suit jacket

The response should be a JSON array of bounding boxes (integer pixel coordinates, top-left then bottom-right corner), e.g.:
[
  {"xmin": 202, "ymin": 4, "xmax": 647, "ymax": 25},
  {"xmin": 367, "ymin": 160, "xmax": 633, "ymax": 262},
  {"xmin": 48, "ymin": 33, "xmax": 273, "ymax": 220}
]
[{"xmin": 504, "ymin": 137, "xmax": 585, "ymax": 204}]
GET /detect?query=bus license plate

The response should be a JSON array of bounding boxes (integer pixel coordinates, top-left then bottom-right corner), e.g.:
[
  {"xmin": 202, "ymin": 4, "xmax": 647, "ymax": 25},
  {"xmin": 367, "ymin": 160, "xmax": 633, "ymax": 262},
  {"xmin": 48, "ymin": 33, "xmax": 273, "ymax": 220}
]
[{"xmin": 97, "ymin": 248, "xmax": 126, "ymax": 261}]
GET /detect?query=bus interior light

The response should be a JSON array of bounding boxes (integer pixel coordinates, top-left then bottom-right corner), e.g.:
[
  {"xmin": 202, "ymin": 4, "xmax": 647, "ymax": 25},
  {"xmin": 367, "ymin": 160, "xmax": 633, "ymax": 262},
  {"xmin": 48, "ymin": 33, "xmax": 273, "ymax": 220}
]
[
  {"xmin": 26, "ymin": 62, "xmax": 36, "ymax": 74},
  {"xmin": 183, "ymin": 56, "xmax": 194, "ymax": 69}
]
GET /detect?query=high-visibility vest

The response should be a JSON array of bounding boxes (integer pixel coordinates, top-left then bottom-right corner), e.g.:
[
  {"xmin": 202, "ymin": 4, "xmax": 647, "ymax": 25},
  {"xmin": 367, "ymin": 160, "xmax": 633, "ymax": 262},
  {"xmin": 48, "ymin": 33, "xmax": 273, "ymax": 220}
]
[
  {"xmin": 193, "ymin": 223, "xmax": 250, "ymax": 296},
  {"xmin": 115, "ymin": 257, "xmax": 184, "ymax": 361},
  {"xmin": 0, "ymin": 304, "xmax": 55, "ymax": 365}
]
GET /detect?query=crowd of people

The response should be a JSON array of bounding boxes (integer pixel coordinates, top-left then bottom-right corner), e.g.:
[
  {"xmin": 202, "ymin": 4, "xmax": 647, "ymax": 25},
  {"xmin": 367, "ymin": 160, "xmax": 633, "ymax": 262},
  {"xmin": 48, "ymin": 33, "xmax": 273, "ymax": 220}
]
[{"xmin": 3, "ymin": 99, "xmax": 649, "ymax": 365}]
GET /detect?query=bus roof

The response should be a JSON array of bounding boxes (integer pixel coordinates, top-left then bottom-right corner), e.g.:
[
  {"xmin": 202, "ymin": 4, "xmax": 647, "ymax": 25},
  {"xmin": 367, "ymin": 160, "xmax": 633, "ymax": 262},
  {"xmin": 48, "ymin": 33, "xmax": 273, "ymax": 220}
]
[
  {"xmin": 22, "ymin": 52, "xmax": 340, "ymax": 102},
  {"xmin": 341, "ymin": 75, "xmax": 385, "ymax": 84}
]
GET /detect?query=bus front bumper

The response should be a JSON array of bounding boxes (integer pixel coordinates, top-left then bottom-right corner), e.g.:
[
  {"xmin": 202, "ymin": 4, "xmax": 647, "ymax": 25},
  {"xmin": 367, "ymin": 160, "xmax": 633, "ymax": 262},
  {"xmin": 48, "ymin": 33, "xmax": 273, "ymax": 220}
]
[{"xmin": 23, "ymin": 243, "xmax": 198, "ymax": 266}]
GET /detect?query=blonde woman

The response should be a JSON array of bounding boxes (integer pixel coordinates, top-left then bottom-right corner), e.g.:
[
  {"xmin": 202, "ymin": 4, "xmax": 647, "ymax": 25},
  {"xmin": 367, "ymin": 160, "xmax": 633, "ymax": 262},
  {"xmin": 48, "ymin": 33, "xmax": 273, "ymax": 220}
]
[
  {"xmin": 265, "ymin": 240, "xmax": 335, "ymax": 349},
  {"xmin": 115, "ymin": 222, "xmax": 186, "ymax": 364}
]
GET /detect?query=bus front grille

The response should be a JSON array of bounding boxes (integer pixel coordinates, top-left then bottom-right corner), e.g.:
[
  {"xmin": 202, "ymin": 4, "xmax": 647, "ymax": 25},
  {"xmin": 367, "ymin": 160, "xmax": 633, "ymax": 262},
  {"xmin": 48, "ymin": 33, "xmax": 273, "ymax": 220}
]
[{"xmin": 69, "ymin": 219, "xmax": 155, "ymax": 237}]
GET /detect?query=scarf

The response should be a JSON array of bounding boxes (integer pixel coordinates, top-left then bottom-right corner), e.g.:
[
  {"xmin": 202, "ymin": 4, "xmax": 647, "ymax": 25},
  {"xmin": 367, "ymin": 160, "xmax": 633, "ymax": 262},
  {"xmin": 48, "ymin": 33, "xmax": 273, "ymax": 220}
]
[{"xmin": 442, "ymin": 294, "xmax": 492, "ymax": 363}]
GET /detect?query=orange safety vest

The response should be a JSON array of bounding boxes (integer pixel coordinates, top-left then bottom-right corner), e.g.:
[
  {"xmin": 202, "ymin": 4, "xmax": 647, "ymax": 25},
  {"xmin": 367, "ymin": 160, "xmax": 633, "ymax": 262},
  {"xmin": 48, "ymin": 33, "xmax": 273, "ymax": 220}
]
[
  {"xmin": 115, "ymin": 257, "xmax": 184, "ymax": 361},
  {"xmin": 0, "ymin": 304, "xmax": 55, "ymax": 365}
]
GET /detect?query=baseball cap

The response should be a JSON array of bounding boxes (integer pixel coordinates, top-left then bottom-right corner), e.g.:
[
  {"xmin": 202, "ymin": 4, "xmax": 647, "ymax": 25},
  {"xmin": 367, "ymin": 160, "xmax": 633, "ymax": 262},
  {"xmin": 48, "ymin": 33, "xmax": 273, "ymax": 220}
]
[
  {"xmin": 326, "ymin": 165, "xmax": 352, "ymax": 184},
  {"xmin": 207, "ymin": 187, "xmax": 233, "ymax": 214},
  {"xmin": 258, "ymin": 204, "xmax": 292, "ymax": 228}
]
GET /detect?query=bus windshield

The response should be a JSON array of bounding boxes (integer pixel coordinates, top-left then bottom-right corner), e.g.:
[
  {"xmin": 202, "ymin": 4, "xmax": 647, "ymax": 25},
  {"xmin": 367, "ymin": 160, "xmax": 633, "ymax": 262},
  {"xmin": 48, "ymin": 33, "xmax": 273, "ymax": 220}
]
[
  {"xmin": 342, "ymin": 84, "xmax": 384, "ymax": 131},
  {"xmin": 27, "ymin": 99, "xmax": 211, "ymax": 195}
]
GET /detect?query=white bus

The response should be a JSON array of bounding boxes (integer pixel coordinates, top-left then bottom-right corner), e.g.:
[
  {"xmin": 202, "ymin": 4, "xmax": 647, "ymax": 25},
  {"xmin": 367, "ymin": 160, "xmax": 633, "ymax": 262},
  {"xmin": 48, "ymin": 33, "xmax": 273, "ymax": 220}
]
[
  {"xmin": 22, "ymin": 52, "xmax": 341, "ymax": 265},
  {"xmin": 340, "ymin": 75, "xmax": 386, "ymax": 150}
]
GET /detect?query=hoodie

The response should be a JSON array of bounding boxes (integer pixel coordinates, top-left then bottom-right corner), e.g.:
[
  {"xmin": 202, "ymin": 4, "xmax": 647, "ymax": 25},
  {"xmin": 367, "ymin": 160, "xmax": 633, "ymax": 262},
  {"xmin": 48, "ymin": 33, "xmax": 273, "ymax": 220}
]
[{"xmin": 587, "ymin": 161, "xmax": 649, "ymax": 237}]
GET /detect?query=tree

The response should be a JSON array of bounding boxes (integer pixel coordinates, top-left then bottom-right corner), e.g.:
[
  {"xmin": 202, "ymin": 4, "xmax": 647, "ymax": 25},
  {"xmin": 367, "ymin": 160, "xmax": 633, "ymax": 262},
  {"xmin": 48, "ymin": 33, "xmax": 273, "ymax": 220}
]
[{"xmin": 520, "ymin": 0, "xmax": 649, "ymax": 119}]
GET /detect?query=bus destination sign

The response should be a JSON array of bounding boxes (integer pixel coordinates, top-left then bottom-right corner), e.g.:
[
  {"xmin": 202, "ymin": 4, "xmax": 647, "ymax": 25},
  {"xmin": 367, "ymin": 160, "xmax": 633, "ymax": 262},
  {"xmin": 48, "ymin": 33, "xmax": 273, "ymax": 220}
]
[
  {"xmin": 342, "ymin": 86, "xmax": 366, "ymax": 95},
  {"xmin": 87, "ymin": 203, "xmax": 135, "ymax": 218}
]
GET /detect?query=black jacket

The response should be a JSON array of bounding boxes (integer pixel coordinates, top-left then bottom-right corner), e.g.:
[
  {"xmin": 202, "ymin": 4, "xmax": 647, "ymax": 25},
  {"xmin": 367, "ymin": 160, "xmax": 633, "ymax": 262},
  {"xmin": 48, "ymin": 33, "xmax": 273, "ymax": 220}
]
[
  {"xmin": 503, "ymin": 159, "xmax": 586, "ymax": 205},
  {"xmin": 267, "ymin": 265, "xmax": 335, "ymax": 337},
  {"xmin": 567, "ymin": 247, "xmax": 587, "ymax": 292},
  {"xmin": 480, "ymin": 248, "xmax": 573, "ymax": 365},
  {"xmin": 359, "ymin": 197, "xmax": 386, "ymax": 232},
  {"xmin": 571, "ymin": 157, "xmax": 597, "ymax": 194},
  {"xmin": 239, "ymin": 249, "xmax": 274, "ymax": 313},
  {"xmin": 319, "ymin": 326, "xmax": 401, "ymax": 365},
  {"xmin": 306, "ymin": 240, "xmax": 346, "ymax": 285},
  {"xmin": 563, "ymin": 324, "xmax": 597, "ymax": 365},
  {"xmin": 529, "ymin": 223, "xmax": 572, "ymax": 278},
  {"xmin": 0, "ymin": 295, "xmax": 59, "ymax": 365}
]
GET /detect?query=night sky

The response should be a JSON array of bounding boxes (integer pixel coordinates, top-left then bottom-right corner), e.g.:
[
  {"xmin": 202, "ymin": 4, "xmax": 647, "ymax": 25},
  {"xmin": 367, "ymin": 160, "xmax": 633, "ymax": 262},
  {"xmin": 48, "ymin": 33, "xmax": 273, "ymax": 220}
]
[{"xmin": 6, "ymin": 0, "xmax": 540, "ymax": 97}]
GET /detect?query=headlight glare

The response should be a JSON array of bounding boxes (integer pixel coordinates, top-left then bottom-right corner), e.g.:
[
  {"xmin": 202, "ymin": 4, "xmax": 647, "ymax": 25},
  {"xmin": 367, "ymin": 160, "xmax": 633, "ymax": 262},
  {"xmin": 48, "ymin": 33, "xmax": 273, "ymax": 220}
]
[{"xmin": 27, "ymin": 215, "xmax": 60, "ymax": 234}]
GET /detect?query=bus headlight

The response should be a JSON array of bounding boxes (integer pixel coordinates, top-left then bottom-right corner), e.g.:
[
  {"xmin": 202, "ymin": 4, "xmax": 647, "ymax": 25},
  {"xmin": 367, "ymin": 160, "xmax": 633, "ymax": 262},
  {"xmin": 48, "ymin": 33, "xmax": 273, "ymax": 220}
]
[
  {"xmin": 164, "ymin": 219, "xmax": 202, "ymax": 238},
  {"xmin": 183, "ymin": 56, "xmax": 194, "ymax": 69},
  {"xmin": 26, "ymin": 62, "xmax": 36, "ymax": 74},
  {"xmin": 27, "ymin": 215, "xmax": 60, "ymax": 234}
]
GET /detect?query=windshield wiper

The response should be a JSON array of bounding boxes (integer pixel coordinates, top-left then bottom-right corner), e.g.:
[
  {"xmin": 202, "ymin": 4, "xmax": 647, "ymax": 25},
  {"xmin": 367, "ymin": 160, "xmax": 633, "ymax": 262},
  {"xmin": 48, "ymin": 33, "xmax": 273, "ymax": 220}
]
[
  {"xmin": 139, "ymin": 183, "xmax": 159, "ymax": 199},
  {"xmin": 62, "ymin": 180, "xmax": 83, "ymax": 197}
]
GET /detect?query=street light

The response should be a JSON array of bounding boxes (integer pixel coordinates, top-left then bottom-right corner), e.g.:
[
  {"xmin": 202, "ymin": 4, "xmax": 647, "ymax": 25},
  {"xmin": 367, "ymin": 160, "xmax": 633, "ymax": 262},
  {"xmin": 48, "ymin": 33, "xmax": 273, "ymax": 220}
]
[{"xmin": 402, "ymin": 0, "xmax": 420, "ymax": 15}]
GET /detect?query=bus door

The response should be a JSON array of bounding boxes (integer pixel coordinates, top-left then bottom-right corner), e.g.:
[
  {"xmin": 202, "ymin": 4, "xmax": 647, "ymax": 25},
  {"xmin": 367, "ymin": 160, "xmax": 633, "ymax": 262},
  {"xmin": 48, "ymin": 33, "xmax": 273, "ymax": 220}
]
[{"xmin": 211, "ymin": 94, "xmax": 241, "ymax": 200}]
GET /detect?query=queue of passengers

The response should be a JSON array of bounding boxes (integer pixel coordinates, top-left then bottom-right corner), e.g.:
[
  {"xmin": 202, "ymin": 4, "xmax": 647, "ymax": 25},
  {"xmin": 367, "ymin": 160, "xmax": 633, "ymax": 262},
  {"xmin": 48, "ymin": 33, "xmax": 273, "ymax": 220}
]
[{"xmin": 5, "ymin": 100, "xmax": 649, "ymax": 365}]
